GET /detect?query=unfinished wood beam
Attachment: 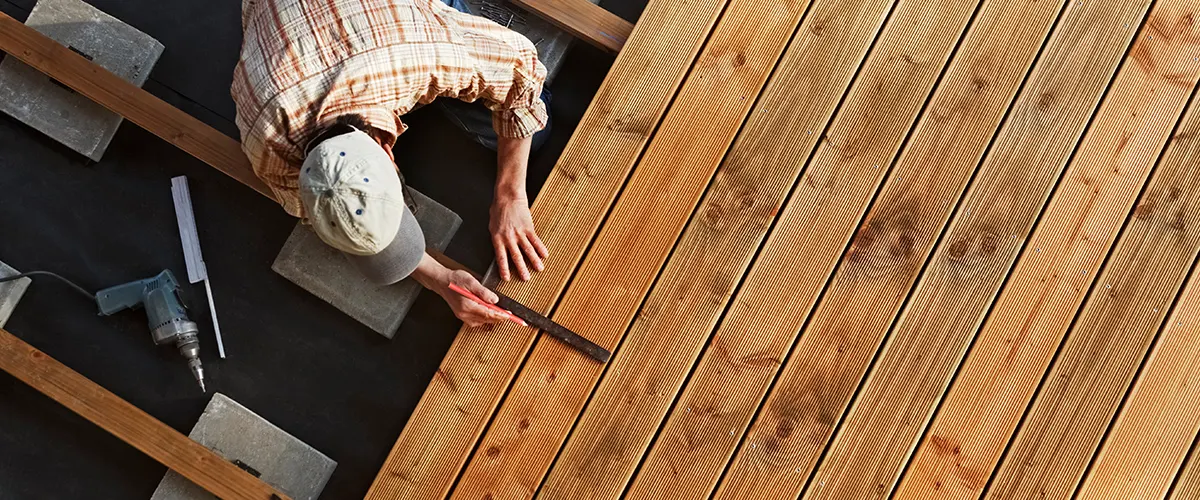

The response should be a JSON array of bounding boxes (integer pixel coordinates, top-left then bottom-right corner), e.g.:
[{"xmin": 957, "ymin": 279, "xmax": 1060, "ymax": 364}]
[
  {"xmin": 896, "ymin": 5, "xmax": 1200, "ymax": 500},
  {"xmin": 1076, "ymin": 230, "xmax": 1200, "ymax": 499},
  {"xmin": 0, "ymin": 328, "xmax": 288, "ymax": 500},
  {"xmin": 512, "ymin": 0, "xmax": 633, "ymax": 53},
  {"xmin": 364, "ymin": 0, "xmax": 731, "ymax": 496},
  {"xmin": 627, "ymin": 0, "xmax": 1064, "ymax": 494},
  {"xmin": 446, "ymin": 0, "xmax": 817, "ymax": 492},
  {"xmin": 0, "ymin": 11, "xmax": 273, "ymax": 200},
  {"xmin": 714, "ymin": 0, "xmax": 1153, "ymax": 497},
  {"xmin": 538, "ymin": 0, "xmax": 986, "ymax": 494}
]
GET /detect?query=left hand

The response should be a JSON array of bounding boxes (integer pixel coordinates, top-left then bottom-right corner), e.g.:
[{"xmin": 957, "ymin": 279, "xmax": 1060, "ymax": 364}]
[{"xmin": 489, "ymin": 193, "xmax": 548, "ymax": 281}]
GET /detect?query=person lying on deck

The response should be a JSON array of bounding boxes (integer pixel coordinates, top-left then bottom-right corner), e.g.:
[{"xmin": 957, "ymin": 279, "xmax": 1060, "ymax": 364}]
[{"xmin": 233, "ymin": 0, "xmax": 553, "ymax": 327}]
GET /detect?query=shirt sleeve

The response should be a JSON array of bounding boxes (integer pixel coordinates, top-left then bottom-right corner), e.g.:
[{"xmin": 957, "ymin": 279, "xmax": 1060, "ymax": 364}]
[
  {"xmin": 439, "ymin": 4, "xmax": 549, "ymax": 139},
  {"xmin": 242, "ymin": 128, "xmax": 306, "ymax": 218}
]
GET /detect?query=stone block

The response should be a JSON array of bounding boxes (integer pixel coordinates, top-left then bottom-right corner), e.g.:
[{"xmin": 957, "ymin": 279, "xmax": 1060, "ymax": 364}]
[
  {"xmin": 150, "ymin": 393, "xmax": 336, "ymax": 500},
  {"xmin": 0, "ymin": 0, "xmax": 163, "ymax": 160},
  {"xmin": 272, "ymin": 188, "xmax": 462, "ymax": 338},
  {"xmin": 0, "ymin": 261, "xmax": 30, "ymax": 328}
]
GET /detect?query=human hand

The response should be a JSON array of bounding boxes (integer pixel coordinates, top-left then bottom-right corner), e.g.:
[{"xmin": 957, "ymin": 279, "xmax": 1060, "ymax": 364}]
[
  {"xmin": 489, "ymin": 194, "xmax": 549, "ymax": 281},
  {"xmin": 437, "ymin": 269, "xmax": 507, "ymax": 327}
]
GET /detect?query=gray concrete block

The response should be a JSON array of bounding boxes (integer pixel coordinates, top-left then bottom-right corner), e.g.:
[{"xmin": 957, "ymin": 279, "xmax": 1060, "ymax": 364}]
[
  {"xmin": 461, "ymin": 0, "xmax": 601, "ymax": 84},
  {"xmin": 272, "ymin": 188, "xmax": 462, "ymax": 338},
  {"xmin": 0, "ymin": 262, "xmax": 31, "ymax": 328},
  {"xmin": 150, "ymin": 393, "xmax": 336, "ymax": 500},
  {"xmin": 0, "ymin": 0, "xmax": 163, "ymax": 161}
]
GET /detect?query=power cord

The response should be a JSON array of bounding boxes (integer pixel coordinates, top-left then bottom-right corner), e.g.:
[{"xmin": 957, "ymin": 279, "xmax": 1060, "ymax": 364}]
[{"xmin": 0, "ymin": 271, "xmax": 95, "ymax": 302}]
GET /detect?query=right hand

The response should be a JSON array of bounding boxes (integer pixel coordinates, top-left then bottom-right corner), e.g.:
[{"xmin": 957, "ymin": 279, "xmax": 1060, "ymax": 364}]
[{"xmin": 437, "ymin": 270, "xmax": 507, "ymax": 328}]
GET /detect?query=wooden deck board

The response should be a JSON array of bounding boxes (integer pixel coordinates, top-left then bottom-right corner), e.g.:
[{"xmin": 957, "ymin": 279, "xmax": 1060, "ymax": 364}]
[
  {"xmin": 788, "ymin": 0, "xmax": 1151, "ymax": 497},
  {"xmin": 1170, "ymin": 439, "xmax": 1200, "ymax": 500},
  {"xmin": 983, "ymin": 17, "xmax": 1200, "ymax": 496},
  {"xmin": 446, "ymin": 0, "xmax": 815, "ymax": 494},
  {"xmin": 896, "ymin": 4, "xmax": 1200, "ymax": 499},
  {"xmin": 368, "ymin": 0, "xmax": 1200, "ymax": 495},
  {"xmin": 539, "ymin": 0, "xmax": 979, "ymax": 494},
  {"xmin": 1076, "ymin": 178, "xmax": 1200, "ymax": 500},
  {"xmin": 363, "ymin": 0, "xmax": 731, "ymax": 495}
]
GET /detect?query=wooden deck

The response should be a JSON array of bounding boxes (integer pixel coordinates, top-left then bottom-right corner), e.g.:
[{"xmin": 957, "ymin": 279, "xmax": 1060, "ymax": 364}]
[{"xmin": 368, "ymin": 0, "xmax": 1200, "ymax": 498}]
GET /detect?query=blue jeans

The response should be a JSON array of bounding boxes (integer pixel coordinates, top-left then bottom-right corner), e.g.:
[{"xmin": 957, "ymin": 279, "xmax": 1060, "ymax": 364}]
[{"xmin": 438, "ymin": 0, "xmax": 553, "ymax": 152}]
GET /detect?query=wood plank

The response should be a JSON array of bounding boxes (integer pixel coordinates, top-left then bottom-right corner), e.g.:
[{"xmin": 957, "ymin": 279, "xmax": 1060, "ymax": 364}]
[
  {"xmin": 1170, "ymin": 438, "xmax": 1200, "ymax": 500},
  {"xmin": 897, "ymin": 6, "xmax": 1200, "ymax": 499},
  {"xmin": 984, "ymin": 32, "xmax": 1200, "ymax": 500},
  {"xmin": 0, "ymin": 328, "xmax": 287, "ymax": 500},
  {"xmin": 715, "ymin": 0, "xmax": 1151, "ymax": 497},
  {"xmin": 797, "ymin": 1, "xmax": 1157, "ymax": 497},
  {"xmin": 1077, "ymin": 214, "xmax": 1200, "ymax": 499},
  {"xmin": 364, "ymin": 0, "xmax": 734, "ymax": 496},
  {"xmin": 538, "ymin": 0, "xmax": 985, "ymax": 494},
  {"xmin": 511, "ymin": 0, "xmax": 633, "ymax": 53},
  {"xmin": 629, "ymin": 0, "xmax": 1065, "ymax": 495},
  {"xmin": 444, "ymin": 0, "xmax": 819, "ymax": 494},
  {"xmin": 0, "ymin": 11, "xmax": 273, "ymax": 200}
]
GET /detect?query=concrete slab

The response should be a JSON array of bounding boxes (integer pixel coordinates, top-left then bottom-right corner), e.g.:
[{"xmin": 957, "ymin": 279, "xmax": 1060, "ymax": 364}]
[
  {"xmin": 150, "ymin": 393, "xmax": 336, "ymax": 500},
  {"xmin": 0, "ymin": 0, "xmax": 163, "ymax": 160},
  {"xmin": 272, "ymin": 188, "xmax": 462, "ymax": 338},
  {"xmin": 0, "ymin": 262, "xmax": 31, "ymax": 328}
]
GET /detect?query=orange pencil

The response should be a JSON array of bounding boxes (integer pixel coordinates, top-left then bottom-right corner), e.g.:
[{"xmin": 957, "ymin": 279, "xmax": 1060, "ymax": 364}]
[{"xmin": 448, "ymin": 282, "xmax": 528, "ymax": 327}]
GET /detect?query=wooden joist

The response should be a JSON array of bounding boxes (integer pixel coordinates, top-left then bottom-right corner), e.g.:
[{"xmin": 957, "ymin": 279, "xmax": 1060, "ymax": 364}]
[
  {"xmin": 511, "ymin": 0, "xmax": 633, "ymax": 53},
  {"xmin": 446, "ymin": 0, "xmax": 815, "ymax": 493},
  {"xmin": 1077, "ymin": 222, "xmax": 1200, "ymax": 499},
  {"xmin": 629, "ymin": 0, "xmax": 1066, "ymax": 495},
  {"xmin": 896, "ymin": 5, "xmax": 1200, "ymax": 499},
  {"xmin": 0, "ymin": 11, "xmax": 273, "ymax": 200},
  {"xmin": 363, "ymin": 0, "xmax": 729, "ymax": 496},
  {"xmin": 0, "ymin": 328, "xmax": 288, "ymax": 500}
]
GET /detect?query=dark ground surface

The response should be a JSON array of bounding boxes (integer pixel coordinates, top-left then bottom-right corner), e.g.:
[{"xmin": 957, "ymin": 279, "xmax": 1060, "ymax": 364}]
[{"xmin": 0, "ymin": 0, "xmax": 644, "ymax": 497}]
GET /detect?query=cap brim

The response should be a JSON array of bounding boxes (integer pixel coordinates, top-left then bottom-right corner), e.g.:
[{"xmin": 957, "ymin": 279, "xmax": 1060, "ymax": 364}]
[{"xmin": 344, "ymin": 203, "xmax": 425, "ymax": 286}]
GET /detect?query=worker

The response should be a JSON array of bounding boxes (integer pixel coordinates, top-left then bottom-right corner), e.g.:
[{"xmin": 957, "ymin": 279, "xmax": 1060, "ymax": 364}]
[{"xmin": 233, "ymin": 0, "xmax": 552, "ymax": 327}]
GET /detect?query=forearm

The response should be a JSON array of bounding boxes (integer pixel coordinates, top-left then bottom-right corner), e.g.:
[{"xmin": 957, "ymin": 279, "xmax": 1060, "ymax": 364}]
[
  {"xmin": 410, "ymin": 252, "xmax": 450, "ymax": 293},
  {"xmin": 495, "ymin": 135, "xmax": 533, "ymax": 201}
]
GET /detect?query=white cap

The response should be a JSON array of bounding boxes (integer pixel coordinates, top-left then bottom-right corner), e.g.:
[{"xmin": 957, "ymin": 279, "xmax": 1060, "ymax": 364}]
[{"xmin": 299, "ymin": 130, "xmax": 406, "ymax": 255}]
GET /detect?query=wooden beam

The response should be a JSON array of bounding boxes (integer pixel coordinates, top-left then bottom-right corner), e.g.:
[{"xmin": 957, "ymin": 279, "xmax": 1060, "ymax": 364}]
[
  {"xmin": 1077, "ymin": 227, "xmax": 1200, "ymax": 499},
  {"xmin": 0, "ymin": 11, "xmax": 273, "ymax": 201},
  {"xmin": 364, "ymin": 0, "xmax": 731, "ymax": 495},
  {"xmin": 538, "ymin": 0, "xmax": 986, "ymax": 494},
  {"xmin": 714, "ymin": 0, "xmax": 1152, "ymax": 497},
  {"xmin": 626, "ymin": 0, "xmax": 1063, "ymax": 494},
  {"xmin": 896, "ymin": 4, "xmax": 1200, "ymax": 499},
  {"xmin": 512, "ymin": 0, "xmax": 633, "ymax": 53},
  {"xmin": 0, "ymin": 328, "xmax": 288, "ymax": 500},
  {"xmin": 447, "ymin": 0, "xmax": 825, "ymax": 491}
]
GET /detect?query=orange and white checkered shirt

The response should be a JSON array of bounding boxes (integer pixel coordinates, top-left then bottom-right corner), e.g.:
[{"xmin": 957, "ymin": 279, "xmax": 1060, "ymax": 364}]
[{"xmin": 233, "ymin": 0, "xmax": 548, "ymax": 216}]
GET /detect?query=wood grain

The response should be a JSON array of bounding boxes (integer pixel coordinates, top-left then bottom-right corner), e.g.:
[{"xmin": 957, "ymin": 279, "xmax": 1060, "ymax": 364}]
[
  {"xmin": 0, "ymin": 328, "xmax": 288, "ymax": 500},
  {"xmin": 896, "ymin": 5, "xmax": 1200, "ymax": 500},
  {"xmin": 364, "ymin": 0, "xmax": 731, "ymax": 496},
  {"xmin": 1076, "ymin": 207, "xmax": 1200, "ymax": 500},
  {"xmin": 510, "ymin": 0, "xmax": 633, "ymax": 53},
  {"xmin": 536, "ymin": 0, "xmax": 972, "ymax": 494},
  {"xmin": 620, "ymin": 0, "xmax": 1049, "ymax": 495},
  {"xmin": 0, "ymin": 11, "xmax": 274, "ymax": 200},
  {"xmin": 983, "ymin": 26, "xmax": 1200, "ymax": 500},
  {"xmin": 722, "ymin": 0, "xmax": 1148, "ymax": 497},
  {"xmin": 446, "ymin": 0, "xmax": 815, "ymax": 494}
]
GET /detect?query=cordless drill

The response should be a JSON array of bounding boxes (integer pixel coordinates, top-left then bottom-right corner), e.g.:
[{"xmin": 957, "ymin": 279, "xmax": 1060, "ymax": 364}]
[{"xmin": 95, "ymin": 270, "xmax": 206, "ymax": 392}]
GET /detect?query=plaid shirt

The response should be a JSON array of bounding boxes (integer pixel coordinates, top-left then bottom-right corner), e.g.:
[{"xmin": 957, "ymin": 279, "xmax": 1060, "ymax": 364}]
[{"xmin": 233, "ymin": 0, "xmax": 549, "ymax": 216}]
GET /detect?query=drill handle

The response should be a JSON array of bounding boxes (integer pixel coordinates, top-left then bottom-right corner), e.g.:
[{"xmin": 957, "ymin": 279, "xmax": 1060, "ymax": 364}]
[{"xmin": 95, "ymin": 278, "xmax": 150, "ymax": 316}]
